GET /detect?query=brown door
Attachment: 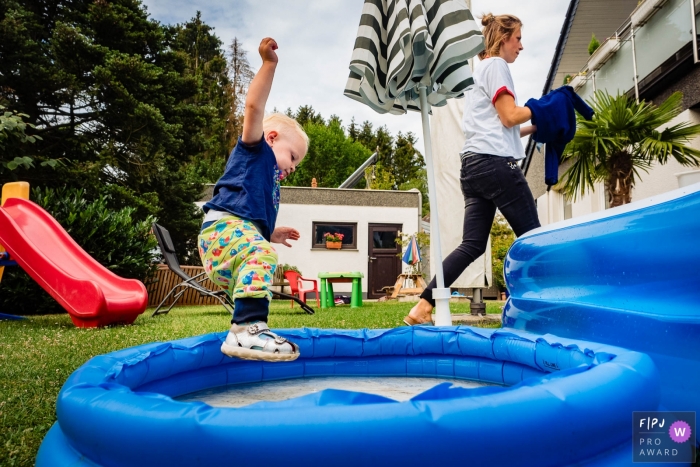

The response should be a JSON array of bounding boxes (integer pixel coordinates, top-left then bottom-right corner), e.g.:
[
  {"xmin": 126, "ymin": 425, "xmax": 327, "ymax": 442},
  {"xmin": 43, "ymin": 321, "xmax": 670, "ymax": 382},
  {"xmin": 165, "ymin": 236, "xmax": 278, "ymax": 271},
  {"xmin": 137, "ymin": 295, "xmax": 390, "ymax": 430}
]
[{"xmin": 367, "ymin": 224, "xmax": 402, "ymax": 299}]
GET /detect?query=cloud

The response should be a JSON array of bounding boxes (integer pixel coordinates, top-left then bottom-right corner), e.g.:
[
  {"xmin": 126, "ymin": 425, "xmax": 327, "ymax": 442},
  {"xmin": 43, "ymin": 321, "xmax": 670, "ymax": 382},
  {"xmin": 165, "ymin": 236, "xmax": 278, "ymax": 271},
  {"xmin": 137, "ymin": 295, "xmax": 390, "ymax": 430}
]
[{"xmin": 141, "ymin": 0, "xmax": 569, "ymax": 155}]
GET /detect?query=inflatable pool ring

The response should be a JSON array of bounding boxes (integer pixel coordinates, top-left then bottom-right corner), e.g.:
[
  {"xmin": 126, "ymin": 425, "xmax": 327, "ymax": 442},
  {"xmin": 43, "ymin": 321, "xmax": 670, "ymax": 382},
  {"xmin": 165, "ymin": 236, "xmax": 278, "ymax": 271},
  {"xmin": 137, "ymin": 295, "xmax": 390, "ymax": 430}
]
[
  {"xmin": 504, "ymin": 184, "xmax": 700, "ymax": 429},
  {"xmin": 37, "ymin": 326, "xmax": 660, "ymax": 466}
]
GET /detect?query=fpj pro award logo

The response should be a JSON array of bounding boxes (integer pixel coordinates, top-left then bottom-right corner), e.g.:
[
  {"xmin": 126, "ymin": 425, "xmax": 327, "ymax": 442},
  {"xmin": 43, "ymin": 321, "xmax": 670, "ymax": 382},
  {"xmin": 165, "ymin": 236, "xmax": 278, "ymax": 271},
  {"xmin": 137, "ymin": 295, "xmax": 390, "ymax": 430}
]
[{"xmin": 633, "ymin": 412, "xmax": 696, "ymax": 463}]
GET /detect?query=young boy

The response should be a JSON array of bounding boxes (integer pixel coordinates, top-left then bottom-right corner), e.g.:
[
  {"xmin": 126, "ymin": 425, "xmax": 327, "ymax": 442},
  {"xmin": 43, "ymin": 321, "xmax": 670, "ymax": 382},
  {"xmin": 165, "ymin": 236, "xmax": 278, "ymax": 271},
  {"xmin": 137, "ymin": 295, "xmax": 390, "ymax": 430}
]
[{"xmin": 198, "ymin": 37, "xmax": 307, "ymax": 362}]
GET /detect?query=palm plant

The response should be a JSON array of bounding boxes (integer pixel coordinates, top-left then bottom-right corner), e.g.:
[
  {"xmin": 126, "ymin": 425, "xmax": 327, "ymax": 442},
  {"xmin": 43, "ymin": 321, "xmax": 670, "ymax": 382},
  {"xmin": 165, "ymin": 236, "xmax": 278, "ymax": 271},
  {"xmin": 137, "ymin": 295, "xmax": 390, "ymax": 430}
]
[{"xmin": 560, "ymin": 91, "xmax": 700, "ymax": 207}]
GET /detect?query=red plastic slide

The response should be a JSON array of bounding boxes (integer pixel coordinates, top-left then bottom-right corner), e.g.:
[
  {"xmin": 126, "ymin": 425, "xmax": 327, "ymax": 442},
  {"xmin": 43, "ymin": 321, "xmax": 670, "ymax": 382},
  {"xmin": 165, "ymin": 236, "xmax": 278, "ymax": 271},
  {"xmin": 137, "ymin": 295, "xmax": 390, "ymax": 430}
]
[{"xmin": 0, "ymin": 198, "xmax": 148, "ymax": 327}]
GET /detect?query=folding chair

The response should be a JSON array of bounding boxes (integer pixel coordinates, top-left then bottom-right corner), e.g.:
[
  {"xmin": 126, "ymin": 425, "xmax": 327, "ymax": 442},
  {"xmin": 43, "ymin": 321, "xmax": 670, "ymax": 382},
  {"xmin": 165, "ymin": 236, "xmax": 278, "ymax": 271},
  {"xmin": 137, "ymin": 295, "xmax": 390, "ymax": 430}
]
[
  {"xmin": 151, "ymin": 223, "xmax": 314, "ymax": 317},
  {"xmin": 151, "ymin": 223, "xmax": 234, "ymax": 317}
]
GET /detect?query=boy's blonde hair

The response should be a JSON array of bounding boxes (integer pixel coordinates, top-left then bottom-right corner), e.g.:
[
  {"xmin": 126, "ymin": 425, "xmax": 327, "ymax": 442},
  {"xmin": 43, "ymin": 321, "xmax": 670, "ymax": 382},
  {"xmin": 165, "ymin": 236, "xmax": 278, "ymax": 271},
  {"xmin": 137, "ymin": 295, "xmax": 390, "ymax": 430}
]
[
  {"xmin": 478, "ymin": 13, "xmax": 522, "ymax": 60},
  {"xmin": 263, "ymin": 113, "xmax": 309, "ymax": 151}
]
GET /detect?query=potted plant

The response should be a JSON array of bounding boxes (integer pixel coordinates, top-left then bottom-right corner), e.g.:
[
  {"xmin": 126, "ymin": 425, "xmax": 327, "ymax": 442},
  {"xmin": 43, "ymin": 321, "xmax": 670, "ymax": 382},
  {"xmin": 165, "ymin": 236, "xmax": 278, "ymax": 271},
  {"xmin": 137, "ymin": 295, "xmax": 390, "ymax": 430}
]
[
  {"xmin": 324, "ymin": 232, "xmax": 344, "ymax": 249},
  {"xmin": 274, "ymin": 264, "xmax": 301, "ymax": 294},
  {"xmin": 280, "ymin": 264, "xmax": 301, "ymax": 275}
]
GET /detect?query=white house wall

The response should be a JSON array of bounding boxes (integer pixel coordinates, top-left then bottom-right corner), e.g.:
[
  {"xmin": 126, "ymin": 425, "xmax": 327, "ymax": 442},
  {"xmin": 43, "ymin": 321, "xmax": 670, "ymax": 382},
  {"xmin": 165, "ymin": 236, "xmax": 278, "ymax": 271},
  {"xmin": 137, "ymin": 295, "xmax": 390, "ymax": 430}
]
[
  {"xmin": 632, "ymin": 109, "xmax": 700, "ymax": 200},
  {"xmin": 536, "ymin": 109, "xmax": 700, "ymax": 226},
  {"xmin": 275, "ymin": 203, "xmax": 419, "ymax": 294},
  {"xmin": 536, "ymin": 186, "xmax": 604, "ymax": 225}
]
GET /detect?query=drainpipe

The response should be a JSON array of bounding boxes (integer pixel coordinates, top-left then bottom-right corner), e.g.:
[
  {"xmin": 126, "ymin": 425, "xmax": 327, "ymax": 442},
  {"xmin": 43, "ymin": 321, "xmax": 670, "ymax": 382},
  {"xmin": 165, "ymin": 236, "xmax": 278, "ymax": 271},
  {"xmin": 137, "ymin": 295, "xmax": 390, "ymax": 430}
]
[
  {"xmin": 631, "ymin": 25, "xmax": 640, "ymax": 102},
  {"xmin": 592, "ymin": 71, "xmax": 596, "ymax": 93},
  {"xmin": 692, "ymin": 0, "xmax": 699, "ymax": 64}
]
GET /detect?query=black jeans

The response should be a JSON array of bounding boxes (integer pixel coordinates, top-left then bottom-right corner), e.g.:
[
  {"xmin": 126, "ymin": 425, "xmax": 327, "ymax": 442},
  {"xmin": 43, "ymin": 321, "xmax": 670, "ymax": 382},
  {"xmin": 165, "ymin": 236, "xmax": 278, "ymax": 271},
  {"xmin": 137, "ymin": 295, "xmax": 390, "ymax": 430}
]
[{"xmin": 420, "ymin": 154, "xmax": 541, "ymax": 306}]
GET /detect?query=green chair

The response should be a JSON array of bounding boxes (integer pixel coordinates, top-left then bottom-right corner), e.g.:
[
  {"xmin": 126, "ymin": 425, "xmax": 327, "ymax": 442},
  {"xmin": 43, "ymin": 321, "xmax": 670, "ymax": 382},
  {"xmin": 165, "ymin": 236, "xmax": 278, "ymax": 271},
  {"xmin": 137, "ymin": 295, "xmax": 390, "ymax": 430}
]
[{"xmin": 318, "ymin": 271, "xmax": 364, "ymax": 308}]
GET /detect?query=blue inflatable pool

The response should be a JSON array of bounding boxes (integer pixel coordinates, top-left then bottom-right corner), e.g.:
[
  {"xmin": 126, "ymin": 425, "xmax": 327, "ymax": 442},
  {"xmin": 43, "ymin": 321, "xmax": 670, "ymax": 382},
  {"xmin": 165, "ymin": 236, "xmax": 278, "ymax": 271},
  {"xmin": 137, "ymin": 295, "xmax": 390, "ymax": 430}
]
[
  {"xmin": 503, "ymin": 183, "xmax": 700, "ymax": 439},
  {"xmin": 38, "ymin": 326, "xmax": 663, "ymax": 467}
]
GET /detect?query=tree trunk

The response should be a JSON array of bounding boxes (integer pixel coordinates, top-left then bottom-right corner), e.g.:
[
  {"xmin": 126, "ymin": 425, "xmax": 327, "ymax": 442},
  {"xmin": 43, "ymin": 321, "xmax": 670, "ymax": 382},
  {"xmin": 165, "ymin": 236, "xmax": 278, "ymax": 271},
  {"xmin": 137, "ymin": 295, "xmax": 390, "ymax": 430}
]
[{"xmin": 606, "ymin": 151, "xmax": 634, "ymax": 207}]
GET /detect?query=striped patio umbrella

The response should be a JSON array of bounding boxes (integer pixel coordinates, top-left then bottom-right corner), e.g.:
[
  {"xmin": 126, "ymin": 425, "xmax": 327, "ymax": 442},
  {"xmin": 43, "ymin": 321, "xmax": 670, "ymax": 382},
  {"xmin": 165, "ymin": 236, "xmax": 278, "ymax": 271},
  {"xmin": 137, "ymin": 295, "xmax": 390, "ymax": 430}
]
[
  {"xmin": 344, "ymin": 0, "xmax": 483, "ymax": 325},
  {"xmin": 402, "ymin": 235, "xmax": 421, "ymax": 266}
]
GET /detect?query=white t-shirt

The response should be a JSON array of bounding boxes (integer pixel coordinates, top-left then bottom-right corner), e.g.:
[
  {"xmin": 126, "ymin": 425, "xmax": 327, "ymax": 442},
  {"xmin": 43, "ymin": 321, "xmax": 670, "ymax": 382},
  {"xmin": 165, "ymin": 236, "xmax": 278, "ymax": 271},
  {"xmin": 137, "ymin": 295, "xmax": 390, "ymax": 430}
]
[{"xmin": 460, "ymin": 57, "xmax": 525, "ymax": 160}]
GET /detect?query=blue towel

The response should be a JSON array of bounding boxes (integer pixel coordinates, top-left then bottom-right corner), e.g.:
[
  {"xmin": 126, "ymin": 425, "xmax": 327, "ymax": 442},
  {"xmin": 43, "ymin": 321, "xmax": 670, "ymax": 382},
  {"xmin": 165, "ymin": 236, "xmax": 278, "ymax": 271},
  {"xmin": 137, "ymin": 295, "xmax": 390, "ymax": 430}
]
[{"xmin": 525, "ymin": 86, "xmax": 594, "ymax": 187}]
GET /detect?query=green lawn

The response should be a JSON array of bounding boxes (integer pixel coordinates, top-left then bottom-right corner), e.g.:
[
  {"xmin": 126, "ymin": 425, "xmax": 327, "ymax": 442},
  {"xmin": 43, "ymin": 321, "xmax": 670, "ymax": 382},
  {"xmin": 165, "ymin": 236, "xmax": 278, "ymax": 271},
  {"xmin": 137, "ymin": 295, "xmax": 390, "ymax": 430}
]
[{"xmin": 0, "ymin": 300, "xmax": 503, "ymax": 467}]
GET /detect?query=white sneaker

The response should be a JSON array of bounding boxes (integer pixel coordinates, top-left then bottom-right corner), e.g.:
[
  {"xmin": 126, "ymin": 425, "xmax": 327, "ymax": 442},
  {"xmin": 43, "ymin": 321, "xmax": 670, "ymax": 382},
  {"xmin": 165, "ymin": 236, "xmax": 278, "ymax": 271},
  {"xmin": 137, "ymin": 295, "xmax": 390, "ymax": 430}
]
[{"xmin": 220, "ymin": 322, "xmax": 300, "ymax": 362}]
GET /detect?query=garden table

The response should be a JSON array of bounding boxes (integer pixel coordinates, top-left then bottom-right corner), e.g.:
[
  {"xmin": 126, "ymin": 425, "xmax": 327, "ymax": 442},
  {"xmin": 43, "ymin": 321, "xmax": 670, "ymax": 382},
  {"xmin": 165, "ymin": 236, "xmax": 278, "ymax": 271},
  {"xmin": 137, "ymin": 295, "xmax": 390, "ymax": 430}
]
[{"xmin": 318, "ymin": 271, "xmax": 364, "ymax": 308}]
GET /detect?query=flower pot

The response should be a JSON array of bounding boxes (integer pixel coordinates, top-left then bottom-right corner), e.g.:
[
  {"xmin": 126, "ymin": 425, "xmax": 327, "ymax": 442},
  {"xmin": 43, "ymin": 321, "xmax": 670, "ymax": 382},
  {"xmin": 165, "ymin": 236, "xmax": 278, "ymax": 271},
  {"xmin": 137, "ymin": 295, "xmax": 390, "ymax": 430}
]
[
  {"xmin": 326, "ymin": 241, "xmax": 342, "ymax": 250},
  {"xmin": 587, "ymin": 37, "xmax": 620, "ymax": 71}
]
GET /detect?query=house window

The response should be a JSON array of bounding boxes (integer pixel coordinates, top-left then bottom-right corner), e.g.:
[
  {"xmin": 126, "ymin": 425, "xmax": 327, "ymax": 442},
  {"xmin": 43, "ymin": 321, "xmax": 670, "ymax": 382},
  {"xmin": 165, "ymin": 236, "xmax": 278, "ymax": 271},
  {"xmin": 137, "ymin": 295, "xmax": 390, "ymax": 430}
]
[
  {"xmin": 372, "ymin": 230, "xmax": 398, "ymax": 249},
  {"xmin": 312, "ymin": 222, "xmax": 357, "ymax": 249}
]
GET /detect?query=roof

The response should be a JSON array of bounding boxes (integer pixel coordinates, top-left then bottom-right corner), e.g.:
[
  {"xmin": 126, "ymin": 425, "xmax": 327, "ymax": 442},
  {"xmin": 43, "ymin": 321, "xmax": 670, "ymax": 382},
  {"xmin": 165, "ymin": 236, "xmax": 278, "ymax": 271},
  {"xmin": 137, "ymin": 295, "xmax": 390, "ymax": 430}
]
[
  {"xmin": 199, "ymin": 184, "xmax": 421, "ymax": 209},
  {"xmin": 523, "ymin": 0, "xmax": 640, "ymax": 177},
  {"xmin": 551, "ymin": 0, "xmax": 638, "ymax": 92}
]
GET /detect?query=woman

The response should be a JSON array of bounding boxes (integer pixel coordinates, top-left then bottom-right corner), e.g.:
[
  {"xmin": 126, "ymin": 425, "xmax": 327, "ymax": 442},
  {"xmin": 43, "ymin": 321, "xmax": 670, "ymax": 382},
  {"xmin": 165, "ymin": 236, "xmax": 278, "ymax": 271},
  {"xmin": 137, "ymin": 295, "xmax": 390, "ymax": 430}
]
[{"xmin": 404, "ymin": 13, "xmax": 540, "ymax": 326}]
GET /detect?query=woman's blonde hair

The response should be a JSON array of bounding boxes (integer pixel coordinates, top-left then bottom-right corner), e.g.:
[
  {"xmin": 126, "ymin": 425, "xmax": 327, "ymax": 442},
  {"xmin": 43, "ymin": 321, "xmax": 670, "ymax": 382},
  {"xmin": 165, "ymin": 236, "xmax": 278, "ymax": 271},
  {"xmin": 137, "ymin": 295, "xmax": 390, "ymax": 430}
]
[
  {"xmin": 478, "ymin": 13, "xmax": 522, "ymax": 60},
  {"xmin": 263, "ymin": 113, "xmax": 309, "ymax": 150}
]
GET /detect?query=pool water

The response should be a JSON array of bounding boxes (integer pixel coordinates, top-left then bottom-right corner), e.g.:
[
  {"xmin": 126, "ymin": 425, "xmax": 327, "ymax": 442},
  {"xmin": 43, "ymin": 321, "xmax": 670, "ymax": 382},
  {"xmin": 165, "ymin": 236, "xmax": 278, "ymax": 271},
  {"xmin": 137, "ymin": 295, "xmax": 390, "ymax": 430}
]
[{"xmin": 176, "ymin": 376, "xmax": 489, "ymax": 407}]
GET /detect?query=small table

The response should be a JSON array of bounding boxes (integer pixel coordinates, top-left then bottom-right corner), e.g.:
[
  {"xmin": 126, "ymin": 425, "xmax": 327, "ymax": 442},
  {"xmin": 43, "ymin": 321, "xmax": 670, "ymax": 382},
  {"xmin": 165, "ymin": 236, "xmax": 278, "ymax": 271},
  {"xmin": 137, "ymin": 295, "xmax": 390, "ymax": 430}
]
[{"xmin": 318, "ymin": 272, "xmax": 364, "ymax": 308}]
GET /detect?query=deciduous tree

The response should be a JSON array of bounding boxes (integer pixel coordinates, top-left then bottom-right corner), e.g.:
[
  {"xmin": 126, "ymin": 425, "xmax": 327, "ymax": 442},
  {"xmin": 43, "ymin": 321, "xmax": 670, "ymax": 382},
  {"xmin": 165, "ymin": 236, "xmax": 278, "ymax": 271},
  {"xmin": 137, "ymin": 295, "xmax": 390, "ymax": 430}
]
[{"xmin": 283, "ymin": 115, "xmax": 371, "ymax": 188}]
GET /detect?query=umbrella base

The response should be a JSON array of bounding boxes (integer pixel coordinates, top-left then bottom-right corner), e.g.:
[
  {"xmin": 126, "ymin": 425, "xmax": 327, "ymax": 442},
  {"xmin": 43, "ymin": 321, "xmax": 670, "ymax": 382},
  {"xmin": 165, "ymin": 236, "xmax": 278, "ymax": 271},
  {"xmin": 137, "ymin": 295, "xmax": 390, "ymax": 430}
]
[{"xmin": 432, "ymin": 288, "xmax": 452, "ymax": 325}]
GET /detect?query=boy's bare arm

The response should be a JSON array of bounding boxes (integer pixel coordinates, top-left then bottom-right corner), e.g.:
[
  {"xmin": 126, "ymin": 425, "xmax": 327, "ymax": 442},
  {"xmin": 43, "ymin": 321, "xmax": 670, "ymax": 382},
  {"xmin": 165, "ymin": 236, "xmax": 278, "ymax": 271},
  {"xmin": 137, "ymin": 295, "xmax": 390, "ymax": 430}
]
[
  {"xmin": 271, "ymin": 227, "xmax": 300, "ymax": 247},
  {"xmin": 242, "ymin": 38, "xmax": 278, "ymax": 145}
]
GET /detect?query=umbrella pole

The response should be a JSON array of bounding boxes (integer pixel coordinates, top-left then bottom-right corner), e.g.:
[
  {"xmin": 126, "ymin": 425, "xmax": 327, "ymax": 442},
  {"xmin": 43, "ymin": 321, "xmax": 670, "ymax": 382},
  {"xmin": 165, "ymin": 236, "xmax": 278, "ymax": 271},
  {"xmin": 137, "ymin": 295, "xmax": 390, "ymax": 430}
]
[{"xmin": 418, "ymin": 86, "xmax": 452, "ymax": 326}]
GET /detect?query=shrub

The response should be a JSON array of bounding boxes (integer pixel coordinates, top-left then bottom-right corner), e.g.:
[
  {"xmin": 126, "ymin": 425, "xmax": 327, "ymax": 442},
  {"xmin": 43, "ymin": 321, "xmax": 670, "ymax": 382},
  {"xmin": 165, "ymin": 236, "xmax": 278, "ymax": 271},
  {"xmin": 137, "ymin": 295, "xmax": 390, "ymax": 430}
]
[
  {"xmin": 0, "ymin": 187, "xmax": 157, "ymax": 314},
  {"xmin": 588, "ymin": 34, "xmax": 600, "ymax": 56},
  {"xmin": 490, "ymin": 214, "xmax": 516, "ymax": 292},
  {"xmin": 274, "ymin": 264, "xmax": 301, "ymax": 285},
  {"xmin": 280, "ymin": 264, "xmax": 301, "ymax": 275}
]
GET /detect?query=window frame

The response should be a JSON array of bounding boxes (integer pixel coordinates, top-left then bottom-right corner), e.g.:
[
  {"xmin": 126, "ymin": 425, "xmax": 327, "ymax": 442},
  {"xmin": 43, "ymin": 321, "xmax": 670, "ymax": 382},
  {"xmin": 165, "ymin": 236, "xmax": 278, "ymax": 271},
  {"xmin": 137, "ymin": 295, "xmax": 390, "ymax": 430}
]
[{"xmin": 311, "ymin": 221, "xmax": 358, "ymax": 250}]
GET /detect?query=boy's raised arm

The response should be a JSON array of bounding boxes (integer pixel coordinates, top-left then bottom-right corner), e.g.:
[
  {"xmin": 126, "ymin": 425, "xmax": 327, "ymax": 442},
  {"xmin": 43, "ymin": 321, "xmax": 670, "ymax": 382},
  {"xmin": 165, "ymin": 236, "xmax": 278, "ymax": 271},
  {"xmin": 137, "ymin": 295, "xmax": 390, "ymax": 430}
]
[{"xmin": 242, "ymin": 38, "xmax": 278, "ymax": 145}]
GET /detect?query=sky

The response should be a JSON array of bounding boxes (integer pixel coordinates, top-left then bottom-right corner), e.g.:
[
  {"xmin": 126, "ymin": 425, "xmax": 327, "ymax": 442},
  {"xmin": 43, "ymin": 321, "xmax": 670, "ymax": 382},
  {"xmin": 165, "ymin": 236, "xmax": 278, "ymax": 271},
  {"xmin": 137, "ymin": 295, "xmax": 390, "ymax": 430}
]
[{"xmin": 140, "ymin": 0, "xmax": 569, "ymax": 154}]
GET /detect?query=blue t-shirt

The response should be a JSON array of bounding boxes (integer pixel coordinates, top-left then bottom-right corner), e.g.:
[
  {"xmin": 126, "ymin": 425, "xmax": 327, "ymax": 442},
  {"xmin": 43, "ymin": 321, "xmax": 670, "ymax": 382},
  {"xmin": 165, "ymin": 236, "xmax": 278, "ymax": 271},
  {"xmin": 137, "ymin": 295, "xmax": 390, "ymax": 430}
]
[{"xmin": 203, "ymin": 136, "xmax": 281, "ymax": 240}]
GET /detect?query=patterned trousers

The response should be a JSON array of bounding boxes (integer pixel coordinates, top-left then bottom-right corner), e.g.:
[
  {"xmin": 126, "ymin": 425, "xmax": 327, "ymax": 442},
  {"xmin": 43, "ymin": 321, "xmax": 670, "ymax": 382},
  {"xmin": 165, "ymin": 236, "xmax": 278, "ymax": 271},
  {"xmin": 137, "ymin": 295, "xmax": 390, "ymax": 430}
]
[{"xmin": 198, "ymin": 216, "xmax": 277, "ymax": 301}]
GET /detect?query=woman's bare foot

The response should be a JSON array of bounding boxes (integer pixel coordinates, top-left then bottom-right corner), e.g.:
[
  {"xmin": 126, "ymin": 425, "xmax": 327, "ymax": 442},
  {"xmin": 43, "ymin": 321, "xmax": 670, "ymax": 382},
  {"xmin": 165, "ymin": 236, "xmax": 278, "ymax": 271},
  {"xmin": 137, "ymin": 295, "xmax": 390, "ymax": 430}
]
[{"xmin": 404, "ymin": 298, "xmax": 434, "ymax": 325}]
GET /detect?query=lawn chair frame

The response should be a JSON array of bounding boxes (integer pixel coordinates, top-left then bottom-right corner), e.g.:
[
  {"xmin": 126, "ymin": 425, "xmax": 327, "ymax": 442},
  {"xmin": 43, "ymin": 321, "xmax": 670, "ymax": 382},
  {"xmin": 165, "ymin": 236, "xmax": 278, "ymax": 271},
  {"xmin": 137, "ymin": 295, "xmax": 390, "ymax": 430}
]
[
  {"xmin": 151, "ymin": 223, "xmax": 314, "ymax": 317},
  {"xmin": 151, "ymin": 223, "xmax": 234, "ymax": 317}
]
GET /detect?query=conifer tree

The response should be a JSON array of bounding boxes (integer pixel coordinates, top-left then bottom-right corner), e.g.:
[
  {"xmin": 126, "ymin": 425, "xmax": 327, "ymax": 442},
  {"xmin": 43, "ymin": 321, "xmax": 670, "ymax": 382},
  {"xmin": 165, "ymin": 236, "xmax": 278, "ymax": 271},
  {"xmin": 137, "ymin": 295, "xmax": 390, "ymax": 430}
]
[{"xmin": 0, "ymin": 0, "xmax": 229, "ymax": 260}]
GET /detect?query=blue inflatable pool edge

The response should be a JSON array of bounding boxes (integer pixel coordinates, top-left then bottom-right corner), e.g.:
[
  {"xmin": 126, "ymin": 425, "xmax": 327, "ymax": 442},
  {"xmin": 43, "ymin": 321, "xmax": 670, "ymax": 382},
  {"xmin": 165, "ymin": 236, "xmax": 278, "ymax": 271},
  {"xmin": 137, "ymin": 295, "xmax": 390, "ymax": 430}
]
[
  {"xmin": 503, "ymin": 182, "xmax": 700, "ymax": 433},
  {"xmin": 37, "ymin": 326, "xmax": 664, "ymax": 467}
]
